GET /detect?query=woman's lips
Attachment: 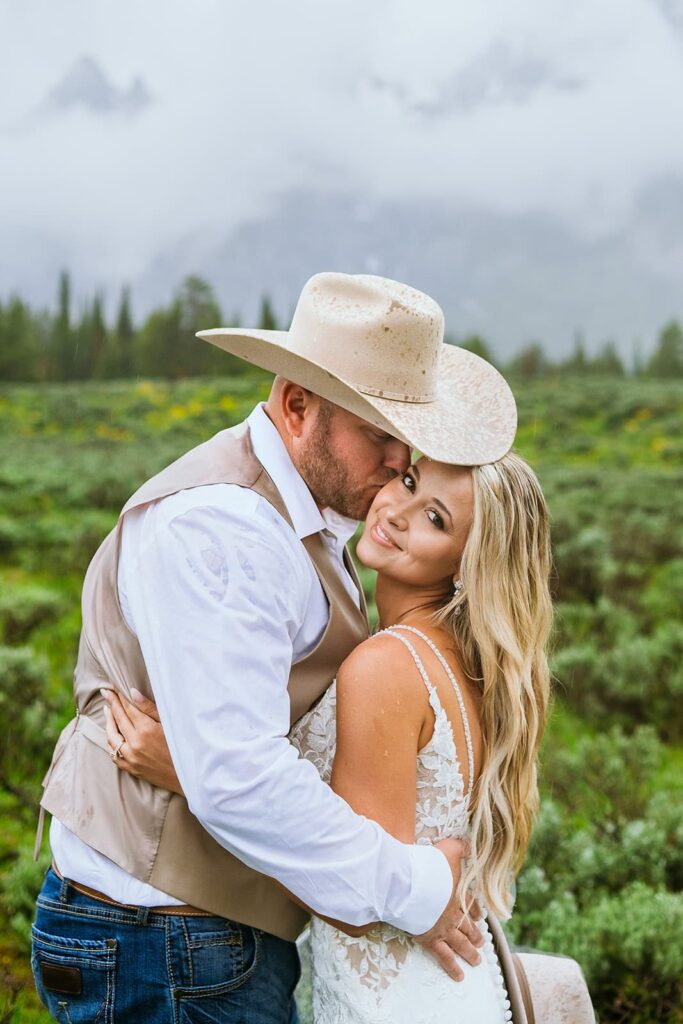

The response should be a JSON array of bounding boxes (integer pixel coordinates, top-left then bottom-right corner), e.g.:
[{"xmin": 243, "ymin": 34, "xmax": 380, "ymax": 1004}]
[{"xmin": 370, "ymin": 521, "xmax": 400, "ymax": 550}]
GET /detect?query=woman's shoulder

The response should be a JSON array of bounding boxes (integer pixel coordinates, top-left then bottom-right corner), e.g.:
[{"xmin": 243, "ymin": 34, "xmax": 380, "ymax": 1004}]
[
  {"xmin": 335, "ymin": 630, "xmax": 432, "ymax": 711},
  {"xmin": 339, "ymin": 629, "xmax": 422, "ymax": 673}
]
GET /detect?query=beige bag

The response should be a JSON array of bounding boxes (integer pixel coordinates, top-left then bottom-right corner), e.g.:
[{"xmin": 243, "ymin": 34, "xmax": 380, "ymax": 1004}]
[{"xmin": 488, "ymin": 912, "xmax": 596, "ymax": 1024}]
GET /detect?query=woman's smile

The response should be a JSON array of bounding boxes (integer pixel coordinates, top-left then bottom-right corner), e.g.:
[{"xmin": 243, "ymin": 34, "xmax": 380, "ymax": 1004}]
[{"xmin": 370, "ymin": 519, "xmax": 401, "ymax": 550}]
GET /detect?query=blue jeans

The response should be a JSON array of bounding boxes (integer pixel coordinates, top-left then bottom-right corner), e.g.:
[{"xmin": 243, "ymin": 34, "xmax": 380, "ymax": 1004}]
[{"xmin": 31, "ymin": 867, "xmax": 301, "ymax": 1023}]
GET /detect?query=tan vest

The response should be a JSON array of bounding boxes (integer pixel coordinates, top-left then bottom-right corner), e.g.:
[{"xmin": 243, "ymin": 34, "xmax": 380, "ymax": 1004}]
[{"xmin": 38, "ymin": 421, "xmax": 369, "ymax": 941}]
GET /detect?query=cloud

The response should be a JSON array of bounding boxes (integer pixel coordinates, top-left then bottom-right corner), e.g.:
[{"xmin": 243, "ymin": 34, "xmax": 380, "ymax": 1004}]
[
  {"xmin": 652, "ymin": 0, "xmax": 683, "ymax": 33},
  {"xmin": 0, "ymin": 0, "xmax": 682, "ymax": 317},
  {"xmin": 365, "ymin": 41, "xmax": 584, "ymax": 120}
]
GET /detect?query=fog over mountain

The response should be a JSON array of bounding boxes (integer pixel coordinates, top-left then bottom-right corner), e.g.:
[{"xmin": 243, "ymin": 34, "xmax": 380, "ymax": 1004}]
[
  {"xmin": 39, "ymin": 56, "xmax": 151, "ymax": 119},
  {"xmin": 139, "ymin": 182, "xmax": 683, "ymax": 360},
  {"xmin": 1, "ymin": 0, "xmax": 682, "ymax": 360}
]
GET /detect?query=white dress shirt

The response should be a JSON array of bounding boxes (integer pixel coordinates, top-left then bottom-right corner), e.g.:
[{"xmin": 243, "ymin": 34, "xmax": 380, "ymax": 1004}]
[{"xmin": 51, "ymin": 405, "xmax": 453, "ymax": 934}]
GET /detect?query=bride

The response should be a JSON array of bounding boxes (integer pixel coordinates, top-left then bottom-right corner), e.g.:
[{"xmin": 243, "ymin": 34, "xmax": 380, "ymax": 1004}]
[{"xmin": 104, "ymin": 450, "xmax": 551, "ymax": 1023}]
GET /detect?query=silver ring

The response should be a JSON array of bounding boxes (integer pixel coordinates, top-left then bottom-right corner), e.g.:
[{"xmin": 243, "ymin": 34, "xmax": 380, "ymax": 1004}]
[{"xmin": 112, "ymin": 742, "xmax": 125, "ymax": 760}]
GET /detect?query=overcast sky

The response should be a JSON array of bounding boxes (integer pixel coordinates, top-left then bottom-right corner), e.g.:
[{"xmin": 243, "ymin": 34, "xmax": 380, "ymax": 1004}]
[{"xmin": 1, "ymin": 0, "xmax": 682, "ymax": 347}]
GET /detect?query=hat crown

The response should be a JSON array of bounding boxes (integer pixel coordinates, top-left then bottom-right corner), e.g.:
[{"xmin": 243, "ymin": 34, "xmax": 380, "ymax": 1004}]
[{"xmin": 288, "ymin": 272, "xmax": 444, "ymax": 402}]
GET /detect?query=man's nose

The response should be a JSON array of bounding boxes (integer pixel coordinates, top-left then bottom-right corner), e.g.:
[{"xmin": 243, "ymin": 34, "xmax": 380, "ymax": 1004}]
[{"xmin": 383, "ymin": 440, "xmax": 411, "ymax": 476}]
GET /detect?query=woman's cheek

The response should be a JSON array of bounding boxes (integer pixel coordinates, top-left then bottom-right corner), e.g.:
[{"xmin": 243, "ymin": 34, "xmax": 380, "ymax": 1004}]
[{"xmin": 355, "ymin": 530, "xmax": 381, "ymax": 569}]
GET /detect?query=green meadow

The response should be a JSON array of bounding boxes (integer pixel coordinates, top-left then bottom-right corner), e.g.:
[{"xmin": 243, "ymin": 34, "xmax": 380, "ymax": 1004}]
[{"xmin": 0, "ymin": 374, "xmax": 681, "ymax": 1023}]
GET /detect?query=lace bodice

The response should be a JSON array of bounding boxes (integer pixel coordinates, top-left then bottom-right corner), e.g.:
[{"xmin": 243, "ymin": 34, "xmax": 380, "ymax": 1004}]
[{"xmin": 289, "ymin": 626, "xmax": 512, "ymax": 1024}]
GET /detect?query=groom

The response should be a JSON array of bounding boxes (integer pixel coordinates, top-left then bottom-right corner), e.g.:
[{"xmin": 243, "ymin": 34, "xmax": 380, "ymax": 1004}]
[{"xmin": 33, "ymin": 272, "xmax": 517, "ymax": 1022}]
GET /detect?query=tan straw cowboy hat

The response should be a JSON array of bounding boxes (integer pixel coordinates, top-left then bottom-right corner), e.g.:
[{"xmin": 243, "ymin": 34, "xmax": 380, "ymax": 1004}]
[{"xmin": 198, "ymin": 272, "xmax": 517, "ymax": 464}]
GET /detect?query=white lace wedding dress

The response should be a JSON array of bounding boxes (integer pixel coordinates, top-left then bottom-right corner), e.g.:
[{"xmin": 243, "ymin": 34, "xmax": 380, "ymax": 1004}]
[{"xmin": 289, "ymin": 625, "xmax": 512, "ymax": 1024}]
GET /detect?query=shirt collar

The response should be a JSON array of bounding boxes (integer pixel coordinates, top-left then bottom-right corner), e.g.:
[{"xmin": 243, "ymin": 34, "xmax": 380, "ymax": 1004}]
[
  {"xmin": 247, "ymin": 405, "xmax": 359, "ymax": 543},
  {"xmin": 321, "ymin": 506, "xmax": 361, "ymax": 547}
]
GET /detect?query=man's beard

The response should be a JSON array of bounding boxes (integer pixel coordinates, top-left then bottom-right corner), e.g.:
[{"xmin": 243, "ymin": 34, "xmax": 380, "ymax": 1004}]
[{"xmin": 297, "ymin": 405, "xmax": 374, "ymax": 521}]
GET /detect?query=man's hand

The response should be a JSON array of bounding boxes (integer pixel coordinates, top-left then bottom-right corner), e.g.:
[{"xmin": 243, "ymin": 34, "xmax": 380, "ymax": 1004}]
[
  {"xmin": 102, "ymin": 688, "xmax": 184, "ymax": 795},
  {"xmin": 414, "ymin": 837, "xmax": 484, "ymax": 982}
]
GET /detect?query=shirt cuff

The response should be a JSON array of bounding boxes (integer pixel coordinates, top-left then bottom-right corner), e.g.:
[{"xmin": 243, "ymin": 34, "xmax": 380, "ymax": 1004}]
[{"xmin": 385, "ymin": 844, "xmax": 454, "ymax": 935}]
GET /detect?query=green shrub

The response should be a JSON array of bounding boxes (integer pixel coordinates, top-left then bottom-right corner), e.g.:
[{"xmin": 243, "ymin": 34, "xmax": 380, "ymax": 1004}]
[
  {"xmin": 0, "ymin": 583, "xmax": 68, "ymax": 644},
  {"xmin": 0, "ymin": 646, "xmax": 60, "ymax": 807},
  {"xmin": 553, "ymin": 622, "xmax": 683, "ymax": 739},
  {"xmin": 510, "ymin": 884, "xmax": 683, "ymax": 1024},
  {"xmin": 510, "ymin": 725, "xmax": 683, "ymax": 1022},
  {"xmin": 1, "ymin": 844, "xmax": 50, "ymax": 952},
  {"xmin": 642, "ymin": 559, "xmax": 683, "ymax": 625}
]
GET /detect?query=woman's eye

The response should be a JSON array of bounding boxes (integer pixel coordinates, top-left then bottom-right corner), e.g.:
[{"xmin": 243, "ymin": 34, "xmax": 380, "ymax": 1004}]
[
  {"xmin": 427, "ymin": 509, "xmax": 445, "ymax": 530},
  {"xmin": 402, "ymin": 473, "xmax": 415, "ymax": 490}
]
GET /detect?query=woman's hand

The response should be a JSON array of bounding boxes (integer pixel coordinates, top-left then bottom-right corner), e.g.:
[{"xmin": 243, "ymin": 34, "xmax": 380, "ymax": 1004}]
[{"xmin": 102, "ymin": 688, "xmax": 184, "ymax": 795}]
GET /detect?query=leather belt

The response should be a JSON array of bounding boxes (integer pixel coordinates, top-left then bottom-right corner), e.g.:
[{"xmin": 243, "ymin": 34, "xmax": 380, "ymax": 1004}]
[{"xmin": 51, "ymin": 861, "xmax": 212, "ymax": 917}]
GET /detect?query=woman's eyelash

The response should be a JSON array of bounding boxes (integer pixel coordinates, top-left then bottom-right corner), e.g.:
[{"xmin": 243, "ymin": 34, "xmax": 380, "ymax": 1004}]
[{"xmin": 427, "ymin": 510, "xmax": 445, "ymax": 530}]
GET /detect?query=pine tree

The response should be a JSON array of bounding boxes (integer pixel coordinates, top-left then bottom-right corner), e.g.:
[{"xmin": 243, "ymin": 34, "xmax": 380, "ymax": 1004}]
[
  {"xmin": 176, "ymin": 276, "xmax": 222, "ymax": 376},
  {"xmin": 136, "ymin": 303, "xmax": 182, "ymax": 378},
  {"xmin": 507, "ymin": 342, "xmax": 549, "ymax": 381},
  {"xmin": 71, "ymin": 293, "xmax": 107, "ymax": 379},
  {"xmin": 0, "ymin": 297, "xmax": 40, "ymax": 381},
  {"xmin": 50, "ymin": 270, "xmax": 74, "ymax": 380},
  {"xmin": 114, "ymin": 287, "xmax": 135, "ymax": 378},
  {"xmin": 592, "ymin": 341, "xmax": 625, "ymax": 376},
  {"xmin": 459, "ymin": 334, "xmax": 496, "ymax": 365},
  {"xmin": 90, "ymin": 293, "xmax": 109, "ymax": 378},
  {"xmin": 563, "ymin": 333, "xmax": 589, "ymax": 374},
  {"xmin": 647, "ymin": 320, "xmax": 683, "ymax": 377},
  {"xmin": 258, "ymin": 295, "xmax": 278, "ymax": 331}
]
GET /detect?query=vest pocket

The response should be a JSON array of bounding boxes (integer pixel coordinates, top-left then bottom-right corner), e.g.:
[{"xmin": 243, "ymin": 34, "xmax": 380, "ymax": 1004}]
[{"xmin": 31, "ymin": 924, "xmax": 116, "ymax": 1024}]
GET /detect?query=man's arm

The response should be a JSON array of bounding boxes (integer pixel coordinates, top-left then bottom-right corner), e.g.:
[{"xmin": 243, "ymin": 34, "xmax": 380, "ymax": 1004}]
[
  {"xmin": 103, "ymin": 689, "xmax": 472, "ymax": 945},
  {"xmin": 121, "ymin": 489, "xmax": 454, "ymax": 933}
]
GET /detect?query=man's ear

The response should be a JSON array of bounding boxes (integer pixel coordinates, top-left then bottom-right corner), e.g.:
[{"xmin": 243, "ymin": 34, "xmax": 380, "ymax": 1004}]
[{"xmin": 280, "ymin": 381, "xmax": 315, "ymax": 440}]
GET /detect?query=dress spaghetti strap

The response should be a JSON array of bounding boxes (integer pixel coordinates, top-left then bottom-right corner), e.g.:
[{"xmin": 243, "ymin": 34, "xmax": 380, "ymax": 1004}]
[{"xmin": 383, "ymin": 625, "xmax": 475, "ymax": 800}]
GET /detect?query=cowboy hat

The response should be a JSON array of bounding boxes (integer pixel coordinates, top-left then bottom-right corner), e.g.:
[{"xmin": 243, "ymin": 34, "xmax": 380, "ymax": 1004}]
[{"xmin": 198, "ymin": 272, "xmax": 516, "ymax": 464}]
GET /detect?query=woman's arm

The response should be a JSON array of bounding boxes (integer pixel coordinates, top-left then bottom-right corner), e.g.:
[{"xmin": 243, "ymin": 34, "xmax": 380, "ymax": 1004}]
[
  {"xmin": 324, "ymin": 634, "xmax": 437, "ymax": 935},
  {"xmin": 273, "ymin": 637, "xmax": 437, "ymax": 937},
  {"xmin": 331, "ymin": 634, "xmax": 432, "ymax": 842}
]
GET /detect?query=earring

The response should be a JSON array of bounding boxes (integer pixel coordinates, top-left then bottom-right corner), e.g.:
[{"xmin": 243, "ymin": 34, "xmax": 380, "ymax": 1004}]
[{"xmin": 453, "ymin": 578, "xmax": 464, "ymax": 615}]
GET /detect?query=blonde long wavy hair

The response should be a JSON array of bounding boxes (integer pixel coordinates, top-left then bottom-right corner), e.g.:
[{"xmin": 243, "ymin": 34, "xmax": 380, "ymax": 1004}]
[{"xmin": 434, "ymin": 451, "xmax": 552, "ymax": 919}]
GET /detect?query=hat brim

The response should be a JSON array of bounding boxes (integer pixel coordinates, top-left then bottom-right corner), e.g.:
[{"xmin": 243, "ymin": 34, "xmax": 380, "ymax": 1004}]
[{"xmin": 198, "ymin": 328, "xmax": 516, "ymax": 465}]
